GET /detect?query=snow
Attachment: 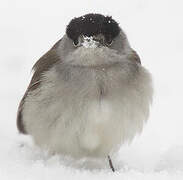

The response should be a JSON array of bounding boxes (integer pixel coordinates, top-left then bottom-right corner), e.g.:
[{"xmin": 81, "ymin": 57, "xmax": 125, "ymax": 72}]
[
  {"xmin": 1, "ymin": 0, "xmax": 183, "ymax": 179},
  {"xmin": 82, "ymin": 36, "xmax": 99, "ymax": 48}
]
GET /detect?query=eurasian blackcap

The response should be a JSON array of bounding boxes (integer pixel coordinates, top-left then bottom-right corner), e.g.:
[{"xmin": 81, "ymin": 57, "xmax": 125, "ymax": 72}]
[{"xmin": 17, "ymin": 13, "xmax": 153, "ymax": 171}]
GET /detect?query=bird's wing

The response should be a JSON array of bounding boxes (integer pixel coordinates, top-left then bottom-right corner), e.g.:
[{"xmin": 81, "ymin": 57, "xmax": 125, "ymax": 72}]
[
  {"xmin": 17, "ymin": 39, "xmax": 62, "ymax": 134},
  {"xmin": 128, "ymin": 49, "xmax": 141, "ymax": 64}
]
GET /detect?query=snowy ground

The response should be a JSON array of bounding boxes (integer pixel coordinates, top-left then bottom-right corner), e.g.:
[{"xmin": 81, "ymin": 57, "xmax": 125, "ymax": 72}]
[{"xmin": 1, "ymin": 0, "xmax": 183, "ymax": 179}]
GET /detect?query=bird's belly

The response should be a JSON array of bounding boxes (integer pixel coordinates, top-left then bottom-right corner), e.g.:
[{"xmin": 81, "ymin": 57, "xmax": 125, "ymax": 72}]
[
  {"xmin": 23, "ymin": 85, "xmax": 148, "ymax": 158},
  {"xmin": 79, "ymin": 99, "xmax": 124, "ymax": 157}
]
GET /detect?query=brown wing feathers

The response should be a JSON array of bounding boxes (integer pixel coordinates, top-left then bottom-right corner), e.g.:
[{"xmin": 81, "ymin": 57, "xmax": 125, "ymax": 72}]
[{"xmin": 16, "ymin": 40, "xmax": 61, "ymax": 134}]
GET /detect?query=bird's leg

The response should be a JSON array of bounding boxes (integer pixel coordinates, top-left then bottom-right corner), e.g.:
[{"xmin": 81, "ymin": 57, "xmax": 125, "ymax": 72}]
[{"xmin": 107, "ymin": 155, "xmax": 115, "ymax": 172}]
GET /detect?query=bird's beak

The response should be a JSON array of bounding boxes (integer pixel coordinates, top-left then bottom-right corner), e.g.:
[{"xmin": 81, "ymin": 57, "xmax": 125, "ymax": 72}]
[{"xmin": 80, "ymin": 35, "xmax": 105, "ymax": 48}]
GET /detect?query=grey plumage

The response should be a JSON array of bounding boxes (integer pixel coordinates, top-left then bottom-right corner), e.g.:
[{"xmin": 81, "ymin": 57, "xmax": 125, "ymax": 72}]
[{"xmin": 17, "ymin": 14, "xmax": 153, "ymax": 168}]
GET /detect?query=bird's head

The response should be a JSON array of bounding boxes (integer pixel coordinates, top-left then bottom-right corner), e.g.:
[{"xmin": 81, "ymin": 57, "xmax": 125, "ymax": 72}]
[
  {"xmin": 66, "ymin": 13, "xmax": 120, "ymax": 48},
  {"xmin": 56, "ymin": 13, "xmax": 136, "ymax": 67}
]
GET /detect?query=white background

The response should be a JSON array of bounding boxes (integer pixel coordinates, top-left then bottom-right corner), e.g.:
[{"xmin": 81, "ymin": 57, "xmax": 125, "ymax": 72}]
[{"xmin": 0, "ymin": 0, "xmax": 183, "ymax": 179}]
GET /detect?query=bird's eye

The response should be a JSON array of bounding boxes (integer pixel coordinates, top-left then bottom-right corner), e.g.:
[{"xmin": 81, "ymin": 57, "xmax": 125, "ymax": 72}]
[
  {"xmin": 106, "ymin": 39, "xmax": 113, "ymax": 46},
  {"xmin": 73, "ymin": 40, "xmax": 80, "ymax": 47}
]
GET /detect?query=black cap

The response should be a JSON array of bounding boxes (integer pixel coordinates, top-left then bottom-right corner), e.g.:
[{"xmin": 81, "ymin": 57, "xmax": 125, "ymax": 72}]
[{"xmin": 66, "ymin": 13, "xmax": 120, "ymax": 42}]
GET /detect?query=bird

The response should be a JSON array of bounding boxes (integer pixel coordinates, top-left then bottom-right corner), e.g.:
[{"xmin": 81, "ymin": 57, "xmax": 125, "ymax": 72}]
[{"xmin": 17, "ymin": 13, "xmax": 153, "ymax": 172}]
